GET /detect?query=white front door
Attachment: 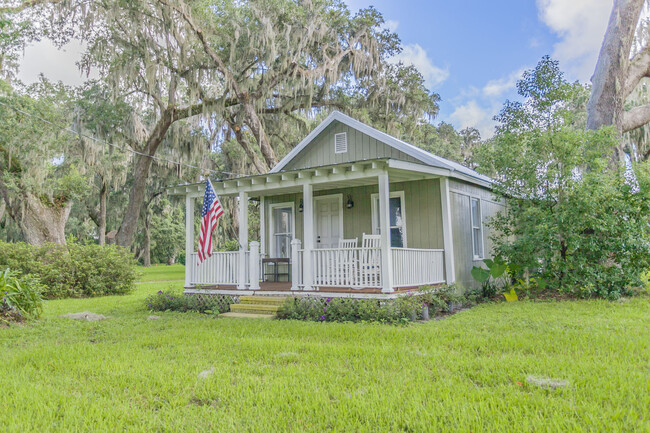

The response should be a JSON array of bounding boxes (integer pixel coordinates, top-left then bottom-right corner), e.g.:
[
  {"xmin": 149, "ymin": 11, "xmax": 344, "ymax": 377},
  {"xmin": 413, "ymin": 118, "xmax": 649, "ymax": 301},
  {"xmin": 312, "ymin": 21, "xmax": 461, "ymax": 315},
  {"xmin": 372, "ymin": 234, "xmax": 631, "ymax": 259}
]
[{"xmin": 314, "ymin": 195, "xmax": 342, "ymax": 248}]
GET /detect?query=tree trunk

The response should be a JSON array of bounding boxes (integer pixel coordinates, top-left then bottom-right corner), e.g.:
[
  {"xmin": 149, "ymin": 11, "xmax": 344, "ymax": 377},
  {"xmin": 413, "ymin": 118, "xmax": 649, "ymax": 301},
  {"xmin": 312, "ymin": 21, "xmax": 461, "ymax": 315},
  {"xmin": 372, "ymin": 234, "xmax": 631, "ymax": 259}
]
[
  {"xmin": 21, "ymin": 194, "xmax": 73, "ymax": 246},
  {"xmin": 98, "ymin": 181, "xmax": 107, "ymax": 246},
  {"xmin": 167, "ymin": 255, "xmax": 176, "ymax": 265},
  {"xmin": 115, "ymin": 109, "xmax": 173, "ymax": 248},
  {"xmin": 142, "ymin": 212, "xmax": 152, "ymax": 267},
  {"xmin": 242, "ymin": 100, "xmax": 278, "ymax": 169},
  {"xmin": 587, "ymin": 0, "xmax": 644, "ymax": 137},
  {"xmin": 115, "ymin": 153, "xmax": 155, "ymax": 248}
]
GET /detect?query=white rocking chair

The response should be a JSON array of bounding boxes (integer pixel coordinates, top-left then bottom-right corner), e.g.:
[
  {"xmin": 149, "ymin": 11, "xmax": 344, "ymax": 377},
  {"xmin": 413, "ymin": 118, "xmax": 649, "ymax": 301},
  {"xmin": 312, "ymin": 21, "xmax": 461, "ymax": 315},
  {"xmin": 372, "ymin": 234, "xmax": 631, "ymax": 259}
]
[
  {"xmin": 337, "ymin": 238, "xmax": 358, "ymax": 285},
  {"xmin": 360, "ymin": 234, "xmax": 381, "ymax": 286}
]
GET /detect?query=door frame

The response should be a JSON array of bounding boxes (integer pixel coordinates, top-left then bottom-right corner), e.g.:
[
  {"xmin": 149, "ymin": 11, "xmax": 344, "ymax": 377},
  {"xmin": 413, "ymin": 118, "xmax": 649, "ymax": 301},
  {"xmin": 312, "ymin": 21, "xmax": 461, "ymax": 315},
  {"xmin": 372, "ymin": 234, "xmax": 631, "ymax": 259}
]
[
  {"xmin": 268, "ymin": 201, "xmax": 295, "ymax": 258},
  {"xmin": 313, "ymin": 193, "xmax": 344, "ymax": 247}
]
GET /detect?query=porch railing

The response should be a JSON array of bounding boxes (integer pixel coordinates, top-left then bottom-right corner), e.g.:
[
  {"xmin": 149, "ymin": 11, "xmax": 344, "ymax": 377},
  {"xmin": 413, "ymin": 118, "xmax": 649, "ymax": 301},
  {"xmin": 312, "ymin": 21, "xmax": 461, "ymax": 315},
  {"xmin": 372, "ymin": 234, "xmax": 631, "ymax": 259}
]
[
  {"xmin": 309, "ymin": 247, "xmax": 382, "ymax": 288},
  {"xmin": 188, "ymin": 251, "xmax": 248, "ymax": 286},
  {"xmin": 391, "ymin": 248, "xmax": 445, "ymax": 287},
  {"xmin": 188, "ymin": 245, "xmax": 445, "ymax": 290}
]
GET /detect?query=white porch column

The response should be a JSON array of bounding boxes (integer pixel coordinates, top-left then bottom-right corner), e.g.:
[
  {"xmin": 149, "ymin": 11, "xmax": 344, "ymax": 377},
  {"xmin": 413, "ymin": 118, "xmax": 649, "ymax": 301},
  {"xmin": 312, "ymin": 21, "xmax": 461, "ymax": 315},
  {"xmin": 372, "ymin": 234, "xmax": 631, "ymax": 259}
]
[
  {"xmin": 184, "ymin": 194, "xmax": 194, "ymax": 288},
  {"xmin": 238, "ymin": 191, "xmax": 249, "ymax": 290},
  {"xmin": 249, "ymin": 241, "xmax": 260, "ymax": 290},
  {"xmin": 260, "ymin": 196, "xmax": 266, "ymax": 257},
  {"xmin": 378, "ymin": 172, "xmax": 394, "ymax": 293},
  {"xmin": 439, "ymin": 177, "xmax": 456, "ymax": 284},
  {"xmin": 302, "ymin": 183, "xmax": 314, "ymax": 290},
  {"xmin": 291, "ymin": 239, "xmax": 301, "ymax": 291}
]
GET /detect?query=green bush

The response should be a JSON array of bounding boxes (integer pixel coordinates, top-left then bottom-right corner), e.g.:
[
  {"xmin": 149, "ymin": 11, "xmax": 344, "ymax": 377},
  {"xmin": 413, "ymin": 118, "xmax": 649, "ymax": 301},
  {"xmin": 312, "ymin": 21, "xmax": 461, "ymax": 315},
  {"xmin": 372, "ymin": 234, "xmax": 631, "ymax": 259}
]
[
  {"xmin": 145, "ymin": 290, "xmax": 232, "ymax": 314},
  {"xmin": 0, "ymin": 268, "xmax": 44, "ymax": 320},
  {"xmin": 419, "ymin": 284, "xmax": 469, "ymax": 313},
  {"xmin": 0, "ymin": 241, "xmax": 138, "ymax": 299},
  {"xmin": 277, "ymin": 295, "xmax": 423, "ymax": 324}
]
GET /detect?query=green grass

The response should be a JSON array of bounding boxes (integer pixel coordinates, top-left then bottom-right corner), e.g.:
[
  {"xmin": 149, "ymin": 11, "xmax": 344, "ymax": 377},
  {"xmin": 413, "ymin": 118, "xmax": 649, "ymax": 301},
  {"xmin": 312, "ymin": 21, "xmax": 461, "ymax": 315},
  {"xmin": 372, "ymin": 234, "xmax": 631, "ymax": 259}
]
[
  {"xmin": 1, "ymin": 275, "xmax": 649, "ymax": 432},
  {"xmin": 137, "ymin": 264, "xmax": 185, "ymax": 282}
]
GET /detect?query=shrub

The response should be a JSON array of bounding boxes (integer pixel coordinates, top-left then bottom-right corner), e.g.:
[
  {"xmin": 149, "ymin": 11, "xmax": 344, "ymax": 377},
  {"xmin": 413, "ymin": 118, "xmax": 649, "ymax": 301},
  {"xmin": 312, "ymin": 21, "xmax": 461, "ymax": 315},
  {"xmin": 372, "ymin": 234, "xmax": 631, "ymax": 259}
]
[
  {"xmin": 277, "ymin": 295, "xmax": 423, "ymax": 324},
  {"xmin": 419, "ymin": 284, "xmax": 470, "ymax": 313},
  {"xmin": 0, "ymin": 268, "xmax": 44, "ymax": 320},
  {"xmin": 145, "ymin": 290, "xmax": 233, "ymax": 314},
  {"xmin": 0, "ymin": 241, "xmax": 138, "ymax": 299}
]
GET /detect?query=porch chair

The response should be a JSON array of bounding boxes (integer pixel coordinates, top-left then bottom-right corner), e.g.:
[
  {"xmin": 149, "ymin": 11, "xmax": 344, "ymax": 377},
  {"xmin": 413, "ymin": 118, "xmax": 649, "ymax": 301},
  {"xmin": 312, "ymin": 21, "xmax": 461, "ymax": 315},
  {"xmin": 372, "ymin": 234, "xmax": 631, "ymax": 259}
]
[
  {"xmin": 336, "ymin": 238, "xmax": 358, "ymax": 285},
  {"xmin": 360, "ymin": 233, "xmax": 381, "ymax": 287}
]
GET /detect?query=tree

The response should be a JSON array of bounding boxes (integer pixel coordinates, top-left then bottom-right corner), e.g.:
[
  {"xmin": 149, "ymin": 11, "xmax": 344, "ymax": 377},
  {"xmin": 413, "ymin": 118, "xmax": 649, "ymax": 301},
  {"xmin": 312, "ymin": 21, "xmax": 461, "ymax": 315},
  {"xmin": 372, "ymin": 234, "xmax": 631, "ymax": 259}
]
[
  {"xmin": 587, "ymin": 0, "xmax": 650, "ymax": 160},
  {"xmin": 149, "ymin": 199, "xmax": 186, "ymax": 265},
  {"xmin": 479, "ymin": 57, "xmax": 650, "ymax": 298},
  {"xmin": 459, "ymin": 127, "xmax": 481, "ymax": 169},
  {"xmin": 0, "ymin": 79, "xmax": 88, "ymax": 245}
]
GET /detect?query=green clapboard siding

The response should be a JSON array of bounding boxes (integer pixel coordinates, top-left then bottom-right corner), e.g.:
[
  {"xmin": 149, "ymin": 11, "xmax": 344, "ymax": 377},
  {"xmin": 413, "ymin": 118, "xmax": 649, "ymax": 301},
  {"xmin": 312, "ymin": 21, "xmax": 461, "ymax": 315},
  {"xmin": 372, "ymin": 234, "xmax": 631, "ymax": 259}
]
[
  {"xmin": 283, "ymin": 120, "xmax": 419, "ymax": 170},
  {"xmin": 449, "ymin": 180, "xmax": 506, "ymax": 289},
  {"xmin": 262, "ymin": 179, "xmax": 444, "ymax": 254}
]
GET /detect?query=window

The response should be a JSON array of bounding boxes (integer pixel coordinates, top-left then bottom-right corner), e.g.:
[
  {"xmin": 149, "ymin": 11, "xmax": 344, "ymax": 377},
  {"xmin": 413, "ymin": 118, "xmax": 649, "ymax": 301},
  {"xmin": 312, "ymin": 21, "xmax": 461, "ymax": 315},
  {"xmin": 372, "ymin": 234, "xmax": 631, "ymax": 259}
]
[
  {"xmin": 471, "ymin": 198, "xmax": 483, "ymax": 259},
  {"xmin": 270, "ymin": 203, "xmax": 294, "ymax": 258},
  {"xmin": 371, "ymin": 191, "xmax": 406, "ymax": 247},
  {"xmin": 334, "ymin": 132, "xmax": 347, "ymax": 154}
]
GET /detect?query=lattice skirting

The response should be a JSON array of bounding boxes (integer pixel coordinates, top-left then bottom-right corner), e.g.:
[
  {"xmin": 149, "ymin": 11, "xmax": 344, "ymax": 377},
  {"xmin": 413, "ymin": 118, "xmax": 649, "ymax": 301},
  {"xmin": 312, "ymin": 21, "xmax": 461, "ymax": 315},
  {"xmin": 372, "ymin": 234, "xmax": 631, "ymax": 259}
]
[{"xmin": 184, "ymin": 293, "xmax": 240, "ymax": 313}]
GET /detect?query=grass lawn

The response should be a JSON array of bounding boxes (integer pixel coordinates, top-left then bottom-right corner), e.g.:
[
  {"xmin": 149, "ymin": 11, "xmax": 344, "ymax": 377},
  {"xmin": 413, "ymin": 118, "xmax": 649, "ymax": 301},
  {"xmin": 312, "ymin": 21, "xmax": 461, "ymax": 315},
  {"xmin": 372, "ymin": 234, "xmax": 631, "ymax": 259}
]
[
  {"xmin": 137, "ymin": 264, "xmax": 185, "ymax": 282},
  {"xmin": 1, "ymin": 274, "xmax": 649, "ymax": 432}
]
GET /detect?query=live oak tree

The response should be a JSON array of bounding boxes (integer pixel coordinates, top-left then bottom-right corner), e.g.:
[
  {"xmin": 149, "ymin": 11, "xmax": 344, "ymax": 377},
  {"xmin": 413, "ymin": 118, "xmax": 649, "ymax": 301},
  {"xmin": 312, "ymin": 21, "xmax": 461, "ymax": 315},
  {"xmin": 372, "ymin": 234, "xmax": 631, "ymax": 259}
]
[
  {"xmin": 5, "ymin": 0, "xmax": 441, "ymax": 249},
  {"xmin": 0, "ymin": 79, "xmax": 87, "ymax": 245},
  {"xmin": 588, "ymin": 0, "xmax": 650, "ymax": 160}
]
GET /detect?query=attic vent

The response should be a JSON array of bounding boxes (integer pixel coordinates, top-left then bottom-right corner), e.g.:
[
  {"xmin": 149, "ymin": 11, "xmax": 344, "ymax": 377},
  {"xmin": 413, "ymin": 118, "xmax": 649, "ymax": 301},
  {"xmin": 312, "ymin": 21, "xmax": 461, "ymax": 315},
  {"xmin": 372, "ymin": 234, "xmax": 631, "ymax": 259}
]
[{"xmin": 334, "ymin": 132, "xmax": 348, "ymax": 154}]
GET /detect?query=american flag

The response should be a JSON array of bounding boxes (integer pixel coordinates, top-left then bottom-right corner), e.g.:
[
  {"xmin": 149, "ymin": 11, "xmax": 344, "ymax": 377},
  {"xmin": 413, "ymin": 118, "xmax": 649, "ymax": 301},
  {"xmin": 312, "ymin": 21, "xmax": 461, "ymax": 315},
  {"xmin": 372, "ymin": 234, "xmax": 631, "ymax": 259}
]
[{"xmin": 198, "ymin": 179, "xmax": 224, "ymax": 265}]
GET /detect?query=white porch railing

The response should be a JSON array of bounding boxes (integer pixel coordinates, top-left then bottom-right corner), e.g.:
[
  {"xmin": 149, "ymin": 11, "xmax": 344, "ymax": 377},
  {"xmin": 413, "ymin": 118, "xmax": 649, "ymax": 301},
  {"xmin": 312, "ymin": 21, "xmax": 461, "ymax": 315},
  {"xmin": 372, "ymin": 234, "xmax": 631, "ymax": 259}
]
[
  {"xmin": 188, "ymin": 246, "xmax": 445, "ymax": 290},
  {"xmin": 391, "ymin": 248, "xmax": 445, "ymax": 287},
  {"xmin": 188, "ymin": 252, "xmax": 248, "ymax": 286},
  {"xmin": 307, "ymin": 247, "xmax": 382, "ymax": 288}
]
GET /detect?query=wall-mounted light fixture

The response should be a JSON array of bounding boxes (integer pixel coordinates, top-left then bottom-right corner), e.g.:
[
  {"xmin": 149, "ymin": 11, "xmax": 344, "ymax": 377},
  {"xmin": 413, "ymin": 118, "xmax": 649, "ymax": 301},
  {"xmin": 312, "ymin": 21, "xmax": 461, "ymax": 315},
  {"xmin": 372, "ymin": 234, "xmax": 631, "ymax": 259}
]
[
  {"xmin": 346, "ymin": 195, "xmax": 354, "ymax": 209},
  {"xmin": 298, "ymin": 199, "xmax": 304, "ymax": 213}
]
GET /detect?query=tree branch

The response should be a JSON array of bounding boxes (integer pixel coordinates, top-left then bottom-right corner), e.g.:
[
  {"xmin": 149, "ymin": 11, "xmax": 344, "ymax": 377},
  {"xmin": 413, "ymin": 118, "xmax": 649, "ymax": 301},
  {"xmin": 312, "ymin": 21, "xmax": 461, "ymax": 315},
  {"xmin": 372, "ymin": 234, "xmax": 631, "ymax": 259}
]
[
  {"xmin": 624, "ymin": 45, "xmax": 650, "ymax": 98},
  {"xmin": 623, "ymin": 103, "xmax": 650, "ymax": 132}
]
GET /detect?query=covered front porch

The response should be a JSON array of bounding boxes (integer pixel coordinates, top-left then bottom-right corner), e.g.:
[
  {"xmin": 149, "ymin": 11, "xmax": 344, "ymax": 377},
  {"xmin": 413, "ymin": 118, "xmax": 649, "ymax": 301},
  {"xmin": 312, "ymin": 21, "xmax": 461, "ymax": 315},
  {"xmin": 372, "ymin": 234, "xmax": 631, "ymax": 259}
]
[{"xmin": 174, "ymin": 159, "xmax": 458, "ymax": 297}]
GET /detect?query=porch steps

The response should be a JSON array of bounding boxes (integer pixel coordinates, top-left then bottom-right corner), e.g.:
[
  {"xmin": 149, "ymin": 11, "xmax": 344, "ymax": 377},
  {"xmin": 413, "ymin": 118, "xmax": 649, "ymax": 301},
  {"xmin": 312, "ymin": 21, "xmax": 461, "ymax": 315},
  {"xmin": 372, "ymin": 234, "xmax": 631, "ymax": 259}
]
[
  {"xmin": 220, "ymin": 312, "xmax": 275, "ymax": 319},
  {"xmin": 223, "ymin": 296, "xmax": 288, "ymax": 318}
]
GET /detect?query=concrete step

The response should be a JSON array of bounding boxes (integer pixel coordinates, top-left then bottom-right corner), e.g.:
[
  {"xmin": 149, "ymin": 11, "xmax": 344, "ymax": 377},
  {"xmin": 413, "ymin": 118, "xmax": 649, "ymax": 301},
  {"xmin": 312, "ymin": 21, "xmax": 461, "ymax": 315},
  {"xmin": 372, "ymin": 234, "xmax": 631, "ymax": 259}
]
[
  {"xmin": 221, "ymin": 312, "xmax": 274, "ymax": 319},
  {"xmin": 239, "ymin": 296, "xmax": 288, "ymax": 306},
  {"xmin": 230, "ymin": 303, "xmax": 281, "ymax": 314}
]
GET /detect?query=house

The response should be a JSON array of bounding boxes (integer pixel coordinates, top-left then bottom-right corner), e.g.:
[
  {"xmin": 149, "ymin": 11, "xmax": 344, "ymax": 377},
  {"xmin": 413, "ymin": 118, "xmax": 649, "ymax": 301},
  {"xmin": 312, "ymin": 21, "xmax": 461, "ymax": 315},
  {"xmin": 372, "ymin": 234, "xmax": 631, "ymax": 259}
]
[{"xmin": 169, "ymin": 111, "xmax": 504, "ymax": 298}]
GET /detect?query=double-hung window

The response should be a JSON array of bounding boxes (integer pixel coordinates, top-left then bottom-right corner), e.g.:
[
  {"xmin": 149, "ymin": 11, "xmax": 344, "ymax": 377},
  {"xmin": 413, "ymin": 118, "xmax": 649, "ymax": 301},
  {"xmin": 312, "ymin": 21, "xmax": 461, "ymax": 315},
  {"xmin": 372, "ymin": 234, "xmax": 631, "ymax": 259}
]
[
  {"xmin": 471, "ymin": 197, "xmax": 483, "ymax": 259},
  {"xmin": 371, "ymin": 191, "xmax": 406, "ymax": 248}
]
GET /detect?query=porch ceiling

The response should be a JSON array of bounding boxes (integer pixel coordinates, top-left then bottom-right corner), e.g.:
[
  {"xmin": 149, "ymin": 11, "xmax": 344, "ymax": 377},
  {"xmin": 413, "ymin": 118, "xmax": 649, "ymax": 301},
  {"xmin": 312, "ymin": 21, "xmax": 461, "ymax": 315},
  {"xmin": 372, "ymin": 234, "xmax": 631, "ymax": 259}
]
[{"xmin": 168, "ymin": 158, "xmax": 457, "ymax": 198}]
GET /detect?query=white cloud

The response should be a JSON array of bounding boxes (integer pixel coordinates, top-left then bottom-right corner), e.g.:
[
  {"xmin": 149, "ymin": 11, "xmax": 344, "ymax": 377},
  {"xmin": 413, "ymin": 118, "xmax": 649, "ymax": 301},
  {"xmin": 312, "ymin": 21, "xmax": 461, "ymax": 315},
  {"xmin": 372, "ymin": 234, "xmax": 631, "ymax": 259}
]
[
  {"xmin": 482, "ymin": 68, "xmax": 527, "ymax": 97},
  {"xmin": 390, "ymin": 43, "xmax": 449, "ymax": 89},
  {"xmin": 17, "ymin": 39, "xmax": 96, "ymax": 86},
  {"xmin": 449, "ymin": 100, "xmax": 498, "ymax": 139},
  {"xmin": 385, "ymin": 19, "xmax": 399, "ymax": 33},
  {"xmin": 536, "ymin": 0, "xmax": 612, "ymax": 81}
]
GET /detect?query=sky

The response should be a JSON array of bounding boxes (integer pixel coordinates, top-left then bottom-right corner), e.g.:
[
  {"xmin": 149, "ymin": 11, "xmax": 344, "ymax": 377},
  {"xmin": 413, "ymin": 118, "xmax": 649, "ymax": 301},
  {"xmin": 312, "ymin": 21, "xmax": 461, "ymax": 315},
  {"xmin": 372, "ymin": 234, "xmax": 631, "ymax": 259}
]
[{"xmin": 17, "ymin": 0, "xmax": 614, "ymax": 139}]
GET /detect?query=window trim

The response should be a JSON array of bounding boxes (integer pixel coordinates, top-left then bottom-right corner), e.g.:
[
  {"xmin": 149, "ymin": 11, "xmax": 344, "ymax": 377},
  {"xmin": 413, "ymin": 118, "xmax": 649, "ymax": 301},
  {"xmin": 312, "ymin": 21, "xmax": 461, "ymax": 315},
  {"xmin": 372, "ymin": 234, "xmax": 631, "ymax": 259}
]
[
  {"xmin": 470, "ymin": 197, "xmax": 484, "ymax": 260},
  {"xmin": 370, "ymin": 190, "xmax": 407, "ymax": 248},
  {"xmin": 269, "ymin": 202, "xmax": 295, "ymax": 258}
]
